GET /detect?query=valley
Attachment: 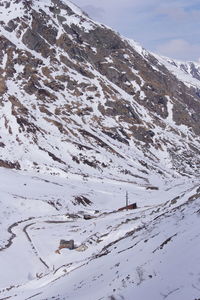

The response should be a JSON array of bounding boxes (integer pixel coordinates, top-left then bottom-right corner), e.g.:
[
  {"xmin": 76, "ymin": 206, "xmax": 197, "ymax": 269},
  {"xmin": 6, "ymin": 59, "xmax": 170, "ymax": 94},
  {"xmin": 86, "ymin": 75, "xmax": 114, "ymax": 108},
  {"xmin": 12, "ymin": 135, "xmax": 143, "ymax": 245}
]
[
  {"xmin": 0, "ymin": 0, "xmax": 200, "ymax": 299},
  {"xmin": 0, "ymin": 168, "xmax": 199, "ymax": 299}
]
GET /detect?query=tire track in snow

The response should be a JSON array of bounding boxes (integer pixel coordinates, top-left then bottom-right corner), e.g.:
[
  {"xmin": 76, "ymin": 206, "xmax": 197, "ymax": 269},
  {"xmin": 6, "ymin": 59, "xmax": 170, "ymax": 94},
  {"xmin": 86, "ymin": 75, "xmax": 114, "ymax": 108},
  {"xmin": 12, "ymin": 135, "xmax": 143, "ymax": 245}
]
[
  {"xmin": 0, "ymin": 217, "xmax": 34, "ymax": 252},
  {"xmin": 23, "ymin": 223, "xmax": 50, "ymax": 269}
]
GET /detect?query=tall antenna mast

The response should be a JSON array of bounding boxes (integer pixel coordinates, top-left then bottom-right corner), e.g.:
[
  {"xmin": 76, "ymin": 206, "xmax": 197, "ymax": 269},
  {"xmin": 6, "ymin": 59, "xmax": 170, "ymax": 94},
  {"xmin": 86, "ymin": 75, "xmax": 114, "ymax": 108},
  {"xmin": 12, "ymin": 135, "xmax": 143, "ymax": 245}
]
[{"xmin": 126, "ymin": 191, "xmax": 128, "ymax": 209}]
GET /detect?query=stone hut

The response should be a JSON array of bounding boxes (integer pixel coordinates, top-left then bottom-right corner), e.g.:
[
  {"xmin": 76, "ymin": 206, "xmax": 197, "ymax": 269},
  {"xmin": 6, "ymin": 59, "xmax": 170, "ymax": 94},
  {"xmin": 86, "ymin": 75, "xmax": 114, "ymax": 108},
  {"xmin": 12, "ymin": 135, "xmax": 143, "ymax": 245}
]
[{"xmin": 59, "ymin": 239, "xmax": 75, "ymax": 250}]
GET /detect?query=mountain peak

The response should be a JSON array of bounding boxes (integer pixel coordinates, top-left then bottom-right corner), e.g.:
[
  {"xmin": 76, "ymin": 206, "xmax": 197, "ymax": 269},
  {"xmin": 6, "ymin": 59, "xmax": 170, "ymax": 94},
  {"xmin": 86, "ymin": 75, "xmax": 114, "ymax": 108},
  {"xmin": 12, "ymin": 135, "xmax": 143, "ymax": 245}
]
[{"xmin": 0, "ymin": 0, "xmax": 97, "ymax": 32}]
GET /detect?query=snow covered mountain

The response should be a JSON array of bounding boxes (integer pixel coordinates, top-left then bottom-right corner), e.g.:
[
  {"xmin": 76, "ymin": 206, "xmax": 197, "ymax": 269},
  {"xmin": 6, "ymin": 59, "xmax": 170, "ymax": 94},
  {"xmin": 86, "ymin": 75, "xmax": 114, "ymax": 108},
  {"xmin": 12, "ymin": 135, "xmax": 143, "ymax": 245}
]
[
  {"xmin": 0, "ymin": 1, "xmax": 200, "ymax": 299},
  {"xmin": 0, "ymin": 0, "xmax": 200, "ymax": 180}
]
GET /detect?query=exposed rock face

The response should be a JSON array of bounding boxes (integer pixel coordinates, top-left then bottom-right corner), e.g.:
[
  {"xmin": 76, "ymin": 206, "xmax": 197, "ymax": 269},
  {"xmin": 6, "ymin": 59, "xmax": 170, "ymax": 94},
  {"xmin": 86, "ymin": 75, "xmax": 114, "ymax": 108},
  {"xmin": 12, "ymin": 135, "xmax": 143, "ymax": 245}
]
[
  {"xmin": 0, "ymin": 78, "xmax": 7, "ymax": 93},
  {"xmin": 0, "ymin": 0, "xmax": 200, "ymax": 181}
]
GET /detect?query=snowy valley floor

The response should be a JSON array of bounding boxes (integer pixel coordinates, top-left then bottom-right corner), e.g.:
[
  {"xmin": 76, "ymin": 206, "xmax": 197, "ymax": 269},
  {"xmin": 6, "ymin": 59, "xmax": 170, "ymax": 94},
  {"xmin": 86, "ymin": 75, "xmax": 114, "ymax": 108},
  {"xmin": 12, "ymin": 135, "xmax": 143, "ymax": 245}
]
[{"xmin": 0, "ymin": 168, "xmax": 200, "ymax": 300}]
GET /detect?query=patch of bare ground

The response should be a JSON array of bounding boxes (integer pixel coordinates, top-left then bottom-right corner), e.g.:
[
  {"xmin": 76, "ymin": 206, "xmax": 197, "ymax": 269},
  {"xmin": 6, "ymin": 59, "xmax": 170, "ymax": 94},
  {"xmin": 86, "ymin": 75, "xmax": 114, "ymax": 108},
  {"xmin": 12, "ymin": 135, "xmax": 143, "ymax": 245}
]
[
  {"xmin": 73, "ymin": 195, "xmax": 92, "ymax": 206},
  {"xmin": 0, "ymin": 160, "xmax": 20, "ymax": 170}
]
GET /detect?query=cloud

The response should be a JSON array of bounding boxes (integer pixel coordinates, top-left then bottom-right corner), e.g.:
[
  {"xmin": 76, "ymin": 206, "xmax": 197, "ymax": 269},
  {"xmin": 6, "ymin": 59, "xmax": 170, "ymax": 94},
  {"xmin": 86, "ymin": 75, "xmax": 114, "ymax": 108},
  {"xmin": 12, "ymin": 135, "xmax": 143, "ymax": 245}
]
[
  {"xmin": 156, "ymin": 4, "xmax": 200, "ymax": 21},
  {"xmin": 156, "ymin": 39, "xmax": 200, "ymax": 61}
]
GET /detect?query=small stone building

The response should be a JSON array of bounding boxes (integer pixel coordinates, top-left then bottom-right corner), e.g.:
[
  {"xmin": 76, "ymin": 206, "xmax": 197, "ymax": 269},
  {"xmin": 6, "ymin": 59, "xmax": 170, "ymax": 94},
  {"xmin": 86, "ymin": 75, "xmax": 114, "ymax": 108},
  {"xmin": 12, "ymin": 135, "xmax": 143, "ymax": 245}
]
[{"xmin": 59, "ymin": 239, "xmax": 74, "ymax": 250}]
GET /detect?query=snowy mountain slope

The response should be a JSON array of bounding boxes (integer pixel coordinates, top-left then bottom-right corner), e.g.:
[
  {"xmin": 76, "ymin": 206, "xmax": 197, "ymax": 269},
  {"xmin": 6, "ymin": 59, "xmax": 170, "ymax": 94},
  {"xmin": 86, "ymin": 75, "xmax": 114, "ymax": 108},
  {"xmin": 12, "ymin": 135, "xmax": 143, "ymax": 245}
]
[
  {"xmin": 0, "ymin": 168, "xmax": 199, "ymax": 300},
  {"xmin": 0, "ymin": 1, "xmax": 200, "ymax": 299},
  {"xmin": 153, "ymin": 53, "xmax": 200, "ymax": 89},
  {"xmin": 0, "ymin": 0, "xmax": 200, "ymax": 181}
]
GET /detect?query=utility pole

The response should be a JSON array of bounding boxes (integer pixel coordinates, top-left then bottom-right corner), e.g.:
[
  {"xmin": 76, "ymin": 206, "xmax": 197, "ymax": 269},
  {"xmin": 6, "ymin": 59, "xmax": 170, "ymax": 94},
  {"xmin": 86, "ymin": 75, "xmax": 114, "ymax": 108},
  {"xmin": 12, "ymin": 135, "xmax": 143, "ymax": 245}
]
[{"xmin": 126, "ymin": 191, "xmax": 128, "ymax": 210}]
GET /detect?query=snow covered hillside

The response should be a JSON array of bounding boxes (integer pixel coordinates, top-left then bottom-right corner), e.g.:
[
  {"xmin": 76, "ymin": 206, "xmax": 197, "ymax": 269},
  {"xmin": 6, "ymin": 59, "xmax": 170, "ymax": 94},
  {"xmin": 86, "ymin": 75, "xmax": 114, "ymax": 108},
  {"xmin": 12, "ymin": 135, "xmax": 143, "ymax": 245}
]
[
  {"xmin": 0, "ymin": 0, "xmax": 200, "ymax": 299},
  {"xmin": 0, "ymin": 168, "xmax": 200, "ymax": 300},
  {"xmin": 0, "ymin": 0, "xmax": 200, "ymax": 179}
]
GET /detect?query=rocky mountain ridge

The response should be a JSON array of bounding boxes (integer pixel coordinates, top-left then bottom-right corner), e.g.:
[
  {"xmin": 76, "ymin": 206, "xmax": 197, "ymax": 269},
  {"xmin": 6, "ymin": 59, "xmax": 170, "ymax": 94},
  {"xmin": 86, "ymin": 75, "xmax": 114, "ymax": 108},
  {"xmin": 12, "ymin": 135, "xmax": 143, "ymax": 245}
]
[{"xmin": 0, "ymin": 0, "xmax": 200, "ymax": 183}]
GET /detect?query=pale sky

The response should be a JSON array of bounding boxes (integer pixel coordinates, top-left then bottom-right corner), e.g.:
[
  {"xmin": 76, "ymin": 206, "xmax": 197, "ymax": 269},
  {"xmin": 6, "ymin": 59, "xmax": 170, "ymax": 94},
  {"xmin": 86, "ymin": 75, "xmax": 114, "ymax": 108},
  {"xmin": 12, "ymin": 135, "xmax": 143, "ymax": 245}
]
[{"xmin": 73, "ymin": 0, "xmax": 200, "ymax": 62}]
